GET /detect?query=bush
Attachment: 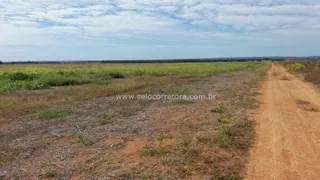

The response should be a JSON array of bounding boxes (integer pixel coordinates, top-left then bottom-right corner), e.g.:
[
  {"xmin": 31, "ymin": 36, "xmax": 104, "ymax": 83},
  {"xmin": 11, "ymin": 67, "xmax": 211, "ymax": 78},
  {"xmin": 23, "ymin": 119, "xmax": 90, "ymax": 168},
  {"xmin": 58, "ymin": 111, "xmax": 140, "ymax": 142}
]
[
  {"xmin": 40, "ymin": 75, "xmax": 91, "ymax": 86},
  {"xmin": 4, "ymin": 72, "xmax": 37, "ymax": 81},
  {"xmin": 22, "ymin": 80, "xmax": 49, "ymax": 90},
  {"xmin": 287, "ymin": 63, "xmax": 305, "ymax": 71}
]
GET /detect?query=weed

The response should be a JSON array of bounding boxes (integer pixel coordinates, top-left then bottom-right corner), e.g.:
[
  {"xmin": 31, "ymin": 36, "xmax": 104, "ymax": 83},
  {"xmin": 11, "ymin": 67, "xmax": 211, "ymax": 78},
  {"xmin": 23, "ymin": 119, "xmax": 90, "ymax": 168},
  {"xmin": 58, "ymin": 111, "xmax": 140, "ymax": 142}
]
[
  {"xmin": 98, "ymin": 110, "xmax": 119, "ymax": 125},
  {"xmin": 38, "ymin": 109, "xmax": 74, "ymax": 120},
  {"xmin": 157, "ymin": 134, "xmax": 173, "ymax": 141},
  {"xmin": 211, "ymin": 105, "xmax": 226, "ymax": 113},
  {"xmin": 42, "ymin": 171, "xmax": 56, "ymax": 178},
  {"xmin": 217, "ymin": 125, "xmax": 233, "ymax": 147},
  {"xmin": 179, "ymin": 168, "xmax": 190, "ymax": 178},
  {"xmin": 252, "ymin": 92, "xmax": 262, "ymax": 96},
  {"xmin": 306, "ymin": 107, "xmax": 319, "ymax": 112},
  {"xmin": 296, "ymin": 100, "xmax": 310, "ymax": 105},
  {"xmin": 141, "ymin": 146, "xmax": 171, "ymax": 157},
  {"xmin": 161, "ymin": 158, "xmax": 178, "ymax": 166},
  {"xmin": 77, "ymin": 136, "xmax": 88, "ymax": 145}
]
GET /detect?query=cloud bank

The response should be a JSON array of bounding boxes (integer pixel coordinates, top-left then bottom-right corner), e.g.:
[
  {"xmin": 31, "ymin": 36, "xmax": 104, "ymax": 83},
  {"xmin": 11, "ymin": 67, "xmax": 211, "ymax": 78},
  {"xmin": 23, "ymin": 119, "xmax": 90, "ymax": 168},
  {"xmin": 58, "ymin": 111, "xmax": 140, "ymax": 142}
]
[{"xmin": 0, "ymin": 0, "xmax": 319, "ymax": 60}]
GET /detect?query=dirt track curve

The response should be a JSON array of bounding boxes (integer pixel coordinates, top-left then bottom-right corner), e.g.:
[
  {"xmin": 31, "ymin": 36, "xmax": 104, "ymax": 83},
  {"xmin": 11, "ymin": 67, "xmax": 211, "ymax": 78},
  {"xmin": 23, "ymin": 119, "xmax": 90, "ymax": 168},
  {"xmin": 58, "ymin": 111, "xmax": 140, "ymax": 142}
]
[{"xmin": 246, "ymin": 64, "xmax": 320, "ymax": 180}]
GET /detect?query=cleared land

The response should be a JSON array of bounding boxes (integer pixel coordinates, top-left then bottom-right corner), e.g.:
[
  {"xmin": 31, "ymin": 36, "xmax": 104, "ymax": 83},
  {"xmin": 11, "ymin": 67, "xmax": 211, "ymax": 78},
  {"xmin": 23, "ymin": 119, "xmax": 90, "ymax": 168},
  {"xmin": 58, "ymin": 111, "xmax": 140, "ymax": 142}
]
[
  {"xmin": 0, "ymin": 62, "xmax": 269, "ymax": 179},
  {"xmin": 246, "ymin": 64, "xmax": 320, "ymax": 179}
]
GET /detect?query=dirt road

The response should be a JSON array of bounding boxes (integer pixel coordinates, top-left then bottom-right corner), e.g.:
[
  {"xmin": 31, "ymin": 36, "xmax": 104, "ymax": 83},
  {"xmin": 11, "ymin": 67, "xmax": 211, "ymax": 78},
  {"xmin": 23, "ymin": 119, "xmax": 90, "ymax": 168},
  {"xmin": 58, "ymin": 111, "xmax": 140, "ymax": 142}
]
[{"xmin": 246, "ymin": 64, "xmax": 320, "ymax": 180}]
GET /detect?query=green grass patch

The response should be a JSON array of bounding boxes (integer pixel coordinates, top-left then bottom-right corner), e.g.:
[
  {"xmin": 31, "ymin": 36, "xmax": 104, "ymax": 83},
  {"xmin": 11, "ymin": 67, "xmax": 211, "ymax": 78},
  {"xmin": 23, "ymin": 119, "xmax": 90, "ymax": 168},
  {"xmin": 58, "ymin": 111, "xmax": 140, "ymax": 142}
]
[
  {"xmin": 0, "ymin": 62, "xmax": 267, "ymax": 94},
  {"xmin": 77, "ymin": 135, "xmax": 89, "ymax": 145},
  {"xmin": 217, "ymin": 125, "xmax": 233, "ymax": 147},
  {"xmin": 38, "ymin": 109, "xmax": 74, "ymax": 120}
]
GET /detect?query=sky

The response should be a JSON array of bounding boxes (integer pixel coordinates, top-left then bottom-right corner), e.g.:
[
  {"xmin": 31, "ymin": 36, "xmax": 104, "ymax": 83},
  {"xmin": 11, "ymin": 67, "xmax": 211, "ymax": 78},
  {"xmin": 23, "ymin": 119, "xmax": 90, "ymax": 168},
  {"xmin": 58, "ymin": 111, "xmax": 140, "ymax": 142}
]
[{"xmin": 0, "ymin": 0, "xmax": 320, "ymax": 61}]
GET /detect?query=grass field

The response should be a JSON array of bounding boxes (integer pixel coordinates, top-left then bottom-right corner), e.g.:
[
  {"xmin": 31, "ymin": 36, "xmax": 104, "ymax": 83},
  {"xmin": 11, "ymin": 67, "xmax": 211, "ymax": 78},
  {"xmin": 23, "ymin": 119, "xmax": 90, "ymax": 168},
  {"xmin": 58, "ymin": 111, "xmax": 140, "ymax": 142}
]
[
  {"xmin": 0, "ymin": 62, "xmax": 263, "ymax": 94},
  {"xmin": 0, "ymin": 61, "xmax": 270, "ymax": 179}
]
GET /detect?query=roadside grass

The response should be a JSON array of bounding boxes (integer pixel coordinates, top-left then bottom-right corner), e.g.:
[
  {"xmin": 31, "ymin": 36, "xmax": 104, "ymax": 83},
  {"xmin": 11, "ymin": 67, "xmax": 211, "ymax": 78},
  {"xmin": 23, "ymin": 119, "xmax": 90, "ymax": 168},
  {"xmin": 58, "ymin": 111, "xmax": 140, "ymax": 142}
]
[
  {"xmin": 296, "ymin": 100, "xmax": 310, "ymax": 105},
  {"xmin": 306, "ymin": 107, "xmax": 319, "ymax": 112},
  {"xmin": 283, "ymin": 59, "xmax": 320, "ymax": 85},
  {"xmin": 38, "ymin": 109, "xmax": 74, "ymax": 120}
]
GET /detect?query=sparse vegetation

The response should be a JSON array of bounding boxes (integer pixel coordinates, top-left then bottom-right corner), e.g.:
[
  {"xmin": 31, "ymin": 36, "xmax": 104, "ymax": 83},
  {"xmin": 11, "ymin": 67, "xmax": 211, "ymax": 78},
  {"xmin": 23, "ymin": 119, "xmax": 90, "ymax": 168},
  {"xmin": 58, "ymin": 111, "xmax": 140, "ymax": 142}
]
[
  {"xmin": 296, "ymin": 100, "xmax": 310, "ymax": 105},
  {"xmin": 42, "ymin": 171, "xmax": 56, "ymax": 178},
  {"xmin": 98, "ymin": 110, "xmax": 119, "ymax": 125},
  {"xmin": 211, "ymin": 105, "xmax": 226, "ymax": 113},
  {"xmin": 0, "ymin": 61, "xmax": 270, "ymax": 179},
  {"xmin": 77, "ymin": 136, "xmax": 89, "ymax": 145},
  {"xmin": 306, "ymin": 107, "xmax": 319, "ymax": 112},
  {"xmin": 141, "ymin": 146, "xmax": 172, "ymax": 157},
  {"xmin": 38, "ymin": 109, "xmax": 74, "ymax": 120},
  {"xmin": 287, "ymin": 63, "xmax": 305, "ymax": 71}
]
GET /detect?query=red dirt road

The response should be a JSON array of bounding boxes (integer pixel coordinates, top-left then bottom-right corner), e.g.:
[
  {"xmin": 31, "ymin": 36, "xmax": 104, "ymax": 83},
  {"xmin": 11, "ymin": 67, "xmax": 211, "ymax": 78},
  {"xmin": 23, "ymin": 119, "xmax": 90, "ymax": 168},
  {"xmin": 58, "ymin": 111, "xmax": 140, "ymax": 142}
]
[{"xmin": 246, "ymin": 64, "xmax": 320, "ymax": 180}]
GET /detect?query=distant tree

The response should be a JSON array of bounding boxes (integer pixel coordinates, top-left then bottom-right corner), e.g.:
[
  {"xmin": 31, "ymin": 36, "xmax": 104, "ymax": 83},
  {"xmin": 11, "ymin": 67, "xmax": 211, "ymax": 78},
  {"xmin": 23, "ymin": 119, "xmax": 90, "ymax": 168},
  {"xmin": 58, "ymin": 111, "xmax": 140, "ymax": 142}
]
[{"xmin": 0, "ymin": 61, "xmax": 3, "ymax": 64}]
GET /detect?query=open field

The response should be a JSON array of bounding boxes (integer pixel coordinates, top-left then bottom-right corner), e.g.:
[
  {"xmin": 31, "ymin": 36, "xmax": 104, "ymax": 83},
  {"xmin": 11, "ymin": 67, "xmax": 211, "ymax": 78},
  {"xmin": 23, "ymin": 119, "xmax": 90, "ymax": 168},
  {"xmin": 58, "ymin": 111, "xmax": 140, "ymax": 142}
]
[{"xmin": 0, "ymin": 62, "xmax": 270, "ymax": 179}]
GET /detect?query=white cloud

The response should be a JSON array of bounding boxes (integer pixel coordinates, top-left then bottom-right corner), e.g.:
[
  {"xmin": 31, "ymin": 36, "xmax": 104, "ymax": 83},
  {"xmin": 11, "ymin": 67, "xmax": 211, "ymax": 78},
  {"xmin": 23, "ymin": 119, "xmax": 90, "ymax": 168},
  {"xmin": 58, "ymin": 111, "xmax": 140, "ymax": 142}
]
[{"xmin": 0, "ymin": 0, "xmax": 320, "ymax": 47}]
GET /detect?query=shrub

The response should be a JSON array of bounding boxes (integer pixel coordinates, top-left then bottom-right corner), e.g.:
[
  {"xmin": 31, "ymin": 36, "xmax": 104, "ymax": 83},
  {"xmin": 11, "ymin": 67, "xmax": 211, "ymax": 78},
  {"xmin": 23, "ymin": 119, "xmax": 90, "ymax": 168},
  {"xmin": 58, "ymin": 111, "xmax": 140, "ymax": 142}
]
[
  {"xmin": 287, "ymin": 63, "xmax": 305, "ymax": 71},
  {"xmin": 55, "ymin": 70, "xmax": 79, "ymax": 77},
  {"xmin": 4, "ymin": 72, "xmax": 37, "ymax": 81},
  {"xmin": 40, "ymin": 75, "xmax": 90, "ymax": 86},
  {"xmin": 22, "ymin": 80, "xmax": 49, "ymax": 90}
]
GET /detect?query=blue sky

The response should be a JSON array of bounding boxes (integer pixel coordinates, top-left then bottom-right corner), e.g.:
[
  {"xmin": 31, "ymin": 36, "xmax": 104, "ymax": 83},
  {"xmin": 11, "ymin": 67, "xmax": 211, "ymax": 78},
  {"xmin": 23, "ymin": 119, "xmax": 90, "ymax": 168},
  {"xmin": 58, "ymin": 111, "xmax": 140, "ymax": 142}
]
[{"xmin": 0, "ymin": 0, "xmax": 320, "ymax": 61}]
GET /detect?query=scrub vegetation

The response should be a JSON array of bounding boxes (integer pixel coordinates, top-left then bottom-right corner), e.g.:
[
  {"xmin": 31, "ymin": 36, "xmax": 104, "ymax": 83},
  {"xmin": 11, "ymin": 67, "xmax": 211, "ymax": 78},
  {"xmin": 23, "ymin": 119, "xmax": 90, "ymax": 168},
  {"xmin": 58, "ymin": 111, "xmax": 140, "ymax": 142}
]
[{"xmin": 0, "ymin": 61, "xmax": 270, "ymax": 179}]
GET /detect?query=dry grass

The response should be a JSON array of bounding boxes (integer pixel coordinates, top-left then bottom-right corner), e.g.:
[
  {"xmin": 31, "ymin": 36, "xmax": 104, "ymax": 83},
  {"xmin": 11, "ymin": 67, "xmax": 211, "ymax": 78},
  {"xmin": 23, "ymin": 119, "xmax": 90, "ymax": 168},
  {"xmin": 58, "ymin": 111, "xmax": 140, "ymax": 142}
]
[
  {"xmin": 283, "ymin": 59, "xmax": 320, "ymax": 85},
  {"xmin": 0, "ymin": 61, "xmax": 270, "ymax": 179}
]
